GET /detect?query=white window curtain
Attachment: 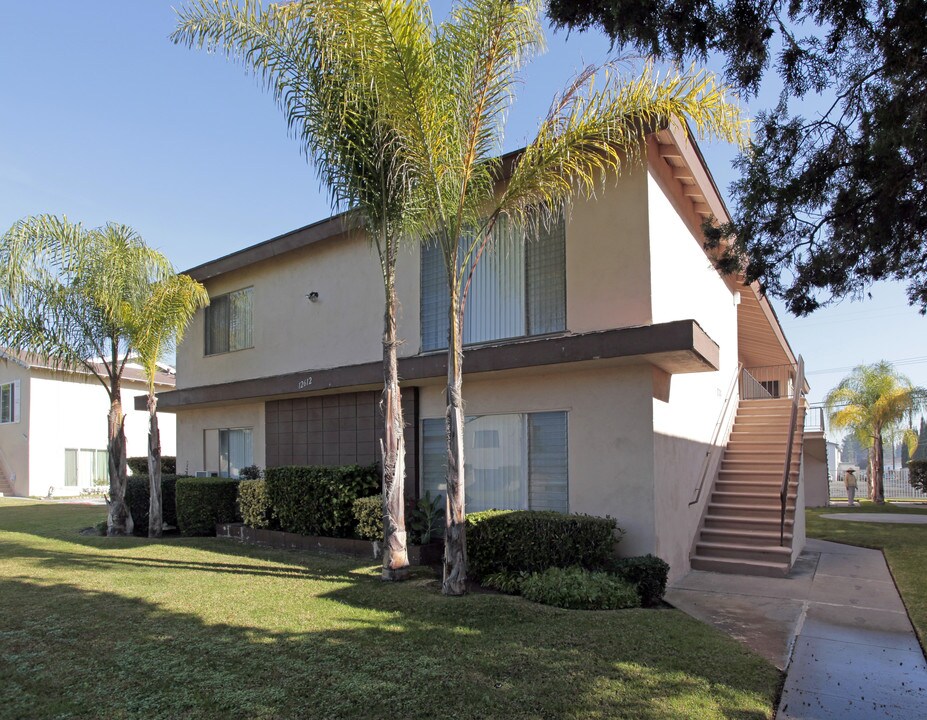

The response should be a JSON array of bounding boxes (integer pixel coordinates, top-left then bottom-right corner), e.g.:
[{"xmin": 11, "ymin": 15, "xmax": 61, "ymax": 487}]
[
  {"xmin": 64, "ymin": 449, "xmax": 78, "ymax": 487},
  {"xmin": 462, "ymin": 225, "xmax": 526, "ymax": 345},
  {"xmin": 219, "ymin": 428, "xmax": 253, "ymax": 478},
  {"xmin": 206, "ymin": 287, "xmax": 252, "ymax": 355},
  {"xmin": 0, "ymin": 382, "xmax": 16, "ymax": 424}
]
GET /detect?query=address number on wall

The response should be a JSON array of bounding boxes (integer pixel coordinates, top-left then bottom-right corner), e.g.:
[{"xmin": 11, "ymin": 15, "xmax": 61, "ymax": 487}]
[{"xmin": 298, "ymin": 377, "xmax": 313, "ymax": 390}]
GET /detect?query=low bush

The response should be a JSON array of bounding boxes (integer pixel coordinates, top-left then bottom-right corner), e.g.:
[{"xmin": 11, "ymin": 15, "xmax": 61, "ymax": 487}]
[
  {"xmin": 265, "ymin": 464, "xmax": 378, "ymax": 538},
  {"xmin": 353, "ymin": 496, "xmax": 382, "ymax": 541},
  {"xmin": 239, "ymin": 479, "xmax": 275, "ymax": 529},
  {"xmin": 240, "ymin": 465, "xmax": 263, "ymax": 480},
  {"xmin": 125, "ymin": 475, "xmax": 179, "ymax": 535},
  {"xmin": 466, "ymin": 510, "xmax": 622, "ymax": 578},
  {"xmin": 521, "ymin": 567, "xmax": 640, "ymax": 610},
  {"xmin": 175, "ymin": 477, "xmax": 240, "ymax": 536},
  {"xmin": 481, "ymin": 570, "xmax": 533, "ymax": 595},
  {"xmin": 606, "ymin": 555, "xmax": 670, "ymax": 607},
  {"xmin": 128, "ymin": 456, "xmax": 176, "ymax": 475},
  {"xmin": 908, "ymin": 460, "xmax": 927, "ymax": 494}
]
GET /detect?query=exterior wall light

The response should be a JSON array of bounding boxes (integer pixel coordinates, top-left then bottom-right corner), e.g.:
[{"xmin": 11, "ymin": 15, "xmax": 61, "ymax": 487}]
[{"xmin": 306, "ymin": 291, "xmax": 319, "ymax": 302}]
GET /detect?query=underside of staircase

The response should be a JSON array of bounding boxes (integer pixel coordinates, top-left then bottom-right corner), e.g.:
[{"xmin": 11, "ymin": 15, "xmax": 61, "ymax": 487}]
[
  {"xmin": 0, "ymin": 466, "xmax": 13, "ymax": 497},
  {"xmin": 691, "ymin": 397, "xmax": 804, "ymax": 577}
]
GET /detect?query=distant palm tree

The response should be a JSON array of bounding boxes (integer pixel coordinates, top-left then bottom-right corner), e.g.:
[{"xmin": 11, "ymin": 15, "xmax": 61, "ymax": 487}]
[
  {"xmin": 0, "ymin": 216, "xmax": 172, "ymax": 534},
  {"xmin": 129, "ymin": 274, "xmax": 209, "ymax": 537},
  {"xmin": 826, "ymin": 362, "xmax": 925, "ymax": 502}
]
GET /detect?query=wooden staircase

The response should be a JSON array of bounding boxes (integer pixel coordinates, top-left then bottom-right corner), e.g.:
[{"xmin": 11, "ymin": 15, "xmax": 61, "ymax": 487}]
[{"xmin": 691, "ymin": 397, "xmax": 805, "ymax": 577}]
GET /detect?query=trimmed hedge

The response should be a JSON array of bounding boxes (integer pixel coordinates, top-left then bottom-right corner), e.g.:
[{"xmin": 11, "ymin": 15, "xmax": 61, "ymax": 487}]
[
  {"xmin": 521, "ymin": 567, "xmax": 640, "ymax": 610},
  {"xmin": 467, "ymin": 510, "xmax": 622, "ymax": 578},
  {"xmin": 125, "ymin": 475, "xmax": 180, "ymax": 535},
  {"xmin": 239, "ymin": 479, "xmax": 275, "ymax": 529},
  {"xmin": 606, "ymin": 555, "xmax": 670, "ymax": 607},
  {"xmin": 128, "ymin": 456, "xmax": 176, "ymax": 475},
  {"xmin": 265, "ymin": 464, "xmax": 378, "ymax": 538},
  {"xmin": 353, "ymin": 496, "xmax": 382, "ymax": 541},
  {"xmin": 908, "ymin": 460, "xmax": 927, "ymax": 494},
  {"xmin": 175, "ymin": 477, "xmax": 240, "ymax": 536}
]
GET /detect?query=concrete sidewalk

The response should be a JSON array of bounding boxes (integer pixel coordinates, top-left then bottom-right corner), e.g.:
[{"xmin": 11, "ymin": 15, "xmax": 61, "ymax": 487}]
[{"xmin": 667, "ymin": 538, "xmax": 927, "ymax": 719}]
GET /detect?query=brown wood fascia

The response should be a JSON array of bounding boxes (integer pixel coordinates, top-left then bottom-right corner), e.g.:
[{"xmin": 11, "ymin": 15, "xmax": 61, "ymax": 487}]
[{"xmin": 139, "ymin": 320, "xmax": 719, "ymax": 412}]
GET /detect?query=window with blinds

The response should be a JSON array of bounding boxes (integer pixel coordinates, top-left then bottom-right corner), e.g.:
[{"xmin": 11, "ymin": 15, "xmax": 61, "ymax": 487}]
[
  {"xmin": 421, "ymin": 411, "xmax": 568, "ymax": 514},
  {"xmin": 205, "ymin": 287, "xmax": 253, "ymax": 355},
  {"xmin": 420, "ymin": 215, "xmax": 566, "ymax": 351}
]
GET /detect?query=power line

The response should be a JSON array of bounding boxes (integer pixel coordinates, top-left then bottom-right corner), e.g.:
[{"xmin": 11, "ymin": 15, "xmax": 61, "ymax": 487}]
[{"xmin": 806, "ymin": 356, "xmax": 927, "ymax": 376}]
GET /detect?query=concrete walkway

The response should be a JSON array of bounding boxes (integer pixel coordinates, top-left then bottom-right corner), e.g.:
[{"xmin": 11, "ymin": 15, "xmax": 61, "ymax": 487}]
[
  {"xmin": 667, "ymin": 539, "xmax": 927, "ymax": 719},
  {"xmin": 823, "ymin": 513, "xmax": 927, "ymax": 524}
]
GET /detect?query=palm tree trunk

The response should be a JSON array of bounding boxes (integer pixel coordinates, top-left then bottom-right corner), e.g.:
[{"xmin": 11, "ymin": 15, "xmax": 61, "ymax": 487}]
[
  {"xmin": 873, "ymin": 432, "xmax": 885, "ymax": 503},
  {"xmin": 106, "ymin": 378, "xmax": 133, "ymax": 536},
  {"xmin": 381, "ymin": 272, "xmax": 409, "ymax": 580},
  {"xmin": 443, "ymin": 276, "xmax": 468, "ymax": 596},
  {"xmin": 147, "ymin": 392, "xmax": 163, "ymax": 538}
]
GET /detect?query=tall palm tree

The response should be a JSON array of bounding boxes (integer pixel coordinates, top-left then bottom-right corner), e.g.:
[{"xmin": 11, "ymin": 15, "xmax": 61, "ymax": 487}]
[
  {"xmin": 0, "ymin": 215, "xmax": 172, "ymax": 534},
  {"xmin": 826, "ymin": 362, "xmax": 924, "ymax": 502},
  {"xmin": 333, "ymin": 0, "xmax": 747, "ymax": 594},
  {"xmin": 129, "ymin": 274, "xmax": 209, "ymax": 538},
  {"xmin": 172, "ymin": 0, "xmax": 430, "ymax": 578}
]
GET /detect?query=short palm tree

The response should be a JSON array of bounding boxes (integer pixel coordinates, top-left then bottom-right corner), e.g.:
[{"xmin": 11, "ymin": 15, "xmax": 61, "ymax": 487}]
[
  {"xmin": 173, "ymin": 0, "xmax": 433, "ymax": 578},
  {"xmin": 0, "ymin": 215, "xmax": 172, "ymax": 534},
  {"xmin": 329, "ymin": 0, "xmax": 747, "ymax": 594},
  {"xmin": 826, "ymin": 362, "xmax": 925, "ymax": 502},
  {"xmin": 129, "ymin": 274, "xmax": 209, "ymax": 537}
]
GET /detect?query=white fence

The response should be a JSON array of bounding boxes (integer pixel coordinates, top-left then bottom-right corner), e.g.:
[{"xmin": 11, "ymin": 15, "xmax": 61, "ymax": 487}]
[{"xmin": 830, "ymin": 468, "xmax": 927, "ymax": 501}]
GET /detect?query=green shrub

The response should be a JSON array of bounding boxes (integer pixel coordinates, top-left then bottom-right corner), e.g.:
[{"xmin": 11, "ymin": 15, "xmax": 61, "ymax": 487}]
[
  {"xmin": 240, "ymin": 465, "xmax": 263, "ymax": 480},
  {"xmin": 606, "ymin": 555, "xmax": 670, "ymax": 607},
  {"xmin": 125, "ymin": 475, "xmax": 179, "ymax": 536},
  {"xmin": 521, "ymin": 567, "xmax": 640, "ymax": 610},
  {"xmin": 466, "ymin": 510, "xmax": 622, "ymax": 578},
  {"xmin": 482, "ymin": 570, "xmax": 533, "ymax": 595},
  {"xmin": 128, "ymin": 456, "xmax": 176, "ymax": 475},
  {"xmin": 409, "ymin": 491, "xmax": 444, "ymax": 544},
  {"xmin": 239, "ymin": 479, "xmax": 275, "ymax": 529},
  {"xmin": 265, "ymin": 464, "xmax": 379, "ymax": 538},
  {"xmin": 353, "ymin": 496, "xmax": 382, "ymax": 541},
  {"xmin": 908, "ymin": 460, "xmax": 927, "ymax": 494},
  {"xmin": 175, "ymin": 477, "xmax": 240, "ymax": 536}
]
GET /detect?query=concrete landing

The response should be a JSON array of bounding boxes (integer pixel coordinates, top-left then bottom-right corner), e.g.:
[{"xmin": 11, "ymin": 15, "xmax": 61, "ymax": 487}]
[{"xmin": 667, "ymin": 539, "xmax": 927, "ymax": 719}]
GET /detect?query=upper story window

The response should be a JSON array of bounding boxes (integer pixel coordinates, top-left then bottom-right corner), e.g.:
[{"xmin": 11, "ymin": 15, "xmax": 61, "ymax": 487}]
[
  {"xmin": 421, "ymin": 215, "xmax": 566, "ymax": 352},
  {"xmin": 0, "ymin": 381, "xmax": 19, "ymax": 424},
  {"xmin": 205, "ymin": 287, "xmax": 253, "ymax": 356}
]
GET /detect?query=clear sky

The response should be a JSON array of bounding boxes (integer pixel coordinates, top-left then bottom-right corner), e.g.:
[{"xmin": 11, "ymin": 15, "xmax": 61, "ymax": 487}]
[{"xmin": 2, "ymin": 1, "xmax": 926, "ymax": 408}]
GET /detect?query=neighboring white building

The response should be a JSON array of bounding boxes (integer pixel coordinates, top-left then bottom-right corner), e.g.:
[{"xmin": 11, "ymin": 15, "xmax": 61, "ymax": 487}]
[{"xmin": 0, "ymin": 350, "xmax": 176, "ymax": 497}]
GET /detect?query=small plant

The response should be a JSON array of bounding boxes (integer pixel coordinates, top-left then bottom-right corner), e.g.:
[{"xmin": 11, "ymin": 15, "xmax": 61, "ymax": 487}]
[
  {"xmin": 604, "ymin": 555, "xmax": 670, "ymax": 607},
  {"xmin": 94, "ymin": 520, "xmax": 108, "ymax": 535},
  {"xmin": 521, "ymin": 567, "xmax": 640, "ymax": 610},
  {"xmin": 410, "ymin": 491, "xmax": 444, "ymax": 544},
  {"xmin": 239, "ymin": 465, "xmax": 263, "ymax": 480},
  {"xmin": 482, "ymin": 570, "xmax": 532, "ymax": 595}
]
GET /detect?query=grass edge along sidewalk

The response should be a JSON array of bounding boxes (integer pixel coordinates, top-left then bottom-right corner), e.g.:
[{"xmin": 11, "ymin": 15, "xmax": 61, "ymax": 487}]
[{"xmin": 0, "ymin": 498, "xmax": 779, "ymax": 720}]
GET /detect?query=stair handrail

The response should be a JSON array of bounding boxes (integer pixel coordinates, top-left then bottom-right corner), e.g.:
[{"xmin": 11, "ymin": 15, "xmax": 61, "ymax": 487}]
[
  {"xmin": 780, "ymin": 356, "xmax": 804, "ymax": 545},
  {"xmin": 690, "ymin": 362, "xmax": 743, "ymax": 506}
]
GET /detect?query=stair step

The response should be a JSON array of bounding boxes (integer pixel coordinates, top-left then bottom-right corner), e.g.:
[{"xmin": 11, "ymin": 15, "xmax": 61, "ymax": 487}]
[
  {"xmin": 690, "ymin": 555, "xmax": 790, "ymax": 578},
  {"xmin": 706, "ymin": 502, "xmax": 796, "ymax": 518},
  {"xmin": 695, "ymin": 540, "xmax": 792, "ymax": 563},
  {"xmin": 700, "ymin": 527, "xmax": 793, "ymax": 546},
  {"xmin": 711, "ymin": 490, "xmax": 797, "ymax": 502},
  {"xmin": 703, "ymin": 515, "xmax": 794, "ymax": 532}
]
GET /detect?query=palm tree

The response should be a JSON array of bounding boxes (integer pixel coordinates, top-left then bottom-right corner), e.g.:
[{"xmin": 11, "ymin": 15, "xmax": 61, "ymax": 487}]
[
  {"xmin": 330, "ymin": 0, "xmax": 746, "ymax": 594},
  {"xmin": 172, "ymin": 0, "xmax": 431, "ymax": 578},
  {"xmin": 129, "ymin": 274, "xmax": 209, "ymax": 537},
  {"xmin": 826, "ymin": 362, "xmax": 924, "ymax": 502},
  {"xmin": 0, "ymin": 215, "xmax": 172, "ymax": 534}
]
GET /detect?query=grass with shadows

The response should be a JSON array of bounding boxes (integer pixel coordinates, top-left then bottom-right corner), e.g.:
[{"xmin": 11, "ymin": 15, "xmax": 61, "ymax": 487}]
[
  {"xmin": 0, "ymin": 499, "xmax": 779, "ymax": 720},
  {"xmin": 806, "ymin": 501, "xmax": 927, "ymax": 646}
]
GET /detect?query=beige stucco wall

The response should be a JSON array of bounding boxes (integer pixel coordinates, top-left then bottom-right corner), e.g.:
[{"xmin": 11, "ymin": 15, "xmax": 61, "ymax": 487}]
[
  {"xmin": 177, "ymin": 230, "xmax": 422, "ymax": 390},
  {"xmin": 176, "ymin": 402, "xmax": 265, "ymax": 476},
  {"xmin": 802, "ymin": 433, "xmax": 830, "ymax": 508},
  {"xmin": 417, "ymin": 363, "xmax": 659, "ymax": 558},
  {"xmin": 27, "ymin": 371, "xmax": 176, "ymax": 496},
  {"xmin": 0, "ymin": 360, "xmax": 31, "ymax": 496},
  {"xmin": 646, "ymin": 170, "xmax": 740, "ymax": 581}
]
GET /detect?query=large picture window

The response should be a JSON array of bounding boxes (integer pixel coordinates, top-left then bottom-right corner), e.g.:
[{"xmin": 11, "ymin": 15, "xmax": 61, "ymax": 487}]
[
  {"xmin": 421, "ymin": 411, "xmax": 568, "ymax": 514},
  {"xmin": 0, "ymin": 381, "xmax": 19, "ymax": 424},
  {"xmin": 64, "ymin": 449, "xmax": 108, "ymax": 487},
  {"xmin": 205, "ymin": 287, "xmax": 253, "ymax": 355},
  {"xmin": 420, "ymin": 215, "xmax": 566, "ymax": 352}
]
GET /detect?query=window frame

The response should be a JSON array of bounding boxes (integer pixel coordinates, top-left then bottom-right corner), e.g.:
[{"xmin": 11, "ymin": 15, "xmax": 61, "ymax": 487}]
[
  {"xmin": 217, "ymin": 426, "xmax": 254, "ymax": 479},
  {"xmin": 0, "ymin": 381, "xmax": 19, "ymax": 425},
  {"xmin": 204, "ymin": 286, "xmax": 254, "ymax": 357}
]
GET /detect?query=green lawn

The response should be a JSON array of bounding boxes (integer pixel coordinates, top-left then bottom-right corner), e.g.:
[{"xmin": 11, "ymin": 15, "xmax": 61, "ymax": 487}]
[
  {"xmin": 0, "ymin": 499, "xmax": 779, "ymax": 720},
  {"xmin": 806, "ymin": 501, "xmax": 927, "ymax": 646}
]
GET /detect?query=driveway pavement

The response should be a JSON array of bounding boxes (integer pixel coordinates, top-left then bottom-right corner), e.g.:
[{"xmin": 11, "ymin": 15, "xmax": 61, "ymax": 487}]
[{"xmin": 667, "ymin": 538, "xmax": 927, "ymax": 719}]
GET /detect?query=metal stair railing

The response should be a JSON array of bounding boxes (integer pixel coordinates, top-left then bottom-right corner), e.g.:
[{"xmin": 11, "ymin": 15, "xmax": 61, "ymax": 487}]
[{"xmin": 780, "ymin": 356, "xmax": 805, "ymax": 545}]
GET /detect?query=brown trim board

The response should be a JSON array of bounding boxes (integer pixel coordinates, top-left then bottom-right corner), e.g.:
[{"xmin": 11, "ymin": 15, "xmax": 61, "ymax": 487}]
[{"xmin": 142, "ymin": 320, "xmax": 719, "ymax": 412}]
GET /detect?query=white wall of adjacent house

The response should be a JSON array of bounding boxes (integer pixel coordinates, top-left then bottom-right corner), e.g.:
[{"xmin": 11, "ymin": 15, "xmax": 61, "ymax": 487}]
[
  {"xmin": 0, "ymin": 361, "xmax": 31, "ymax": 496},
  {"xmin": 646, "ymin": 169, "xmax": 740, "ymax": 582},
  {"xmin": 26, "ymin": 370, "xmax": 176, "ymax": 497}
]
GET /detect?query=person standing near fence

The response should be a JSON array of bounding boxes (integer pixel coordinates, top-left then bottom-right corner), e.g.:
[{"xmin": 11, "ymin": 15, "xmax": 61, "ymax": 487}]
[{"xmin": 844, "ymin": 468, "xmax": 858, "ymax": 506}]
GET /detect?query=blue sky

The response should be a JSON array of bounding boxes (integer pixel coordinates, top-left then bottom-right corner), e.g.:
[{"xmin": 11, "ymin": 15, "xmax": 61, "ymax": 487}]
[{"xmin": 2, "ymin": 1, "xmax": 926, "ymax": 407}]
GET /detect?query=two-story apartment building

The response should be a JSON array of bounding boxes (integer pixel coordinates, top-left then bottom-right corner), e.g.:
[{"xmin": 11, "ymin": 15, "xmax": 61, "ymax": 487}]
[{"xmin": 147, "ymin": 124, "xmax": 809, "ymax": 582}]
